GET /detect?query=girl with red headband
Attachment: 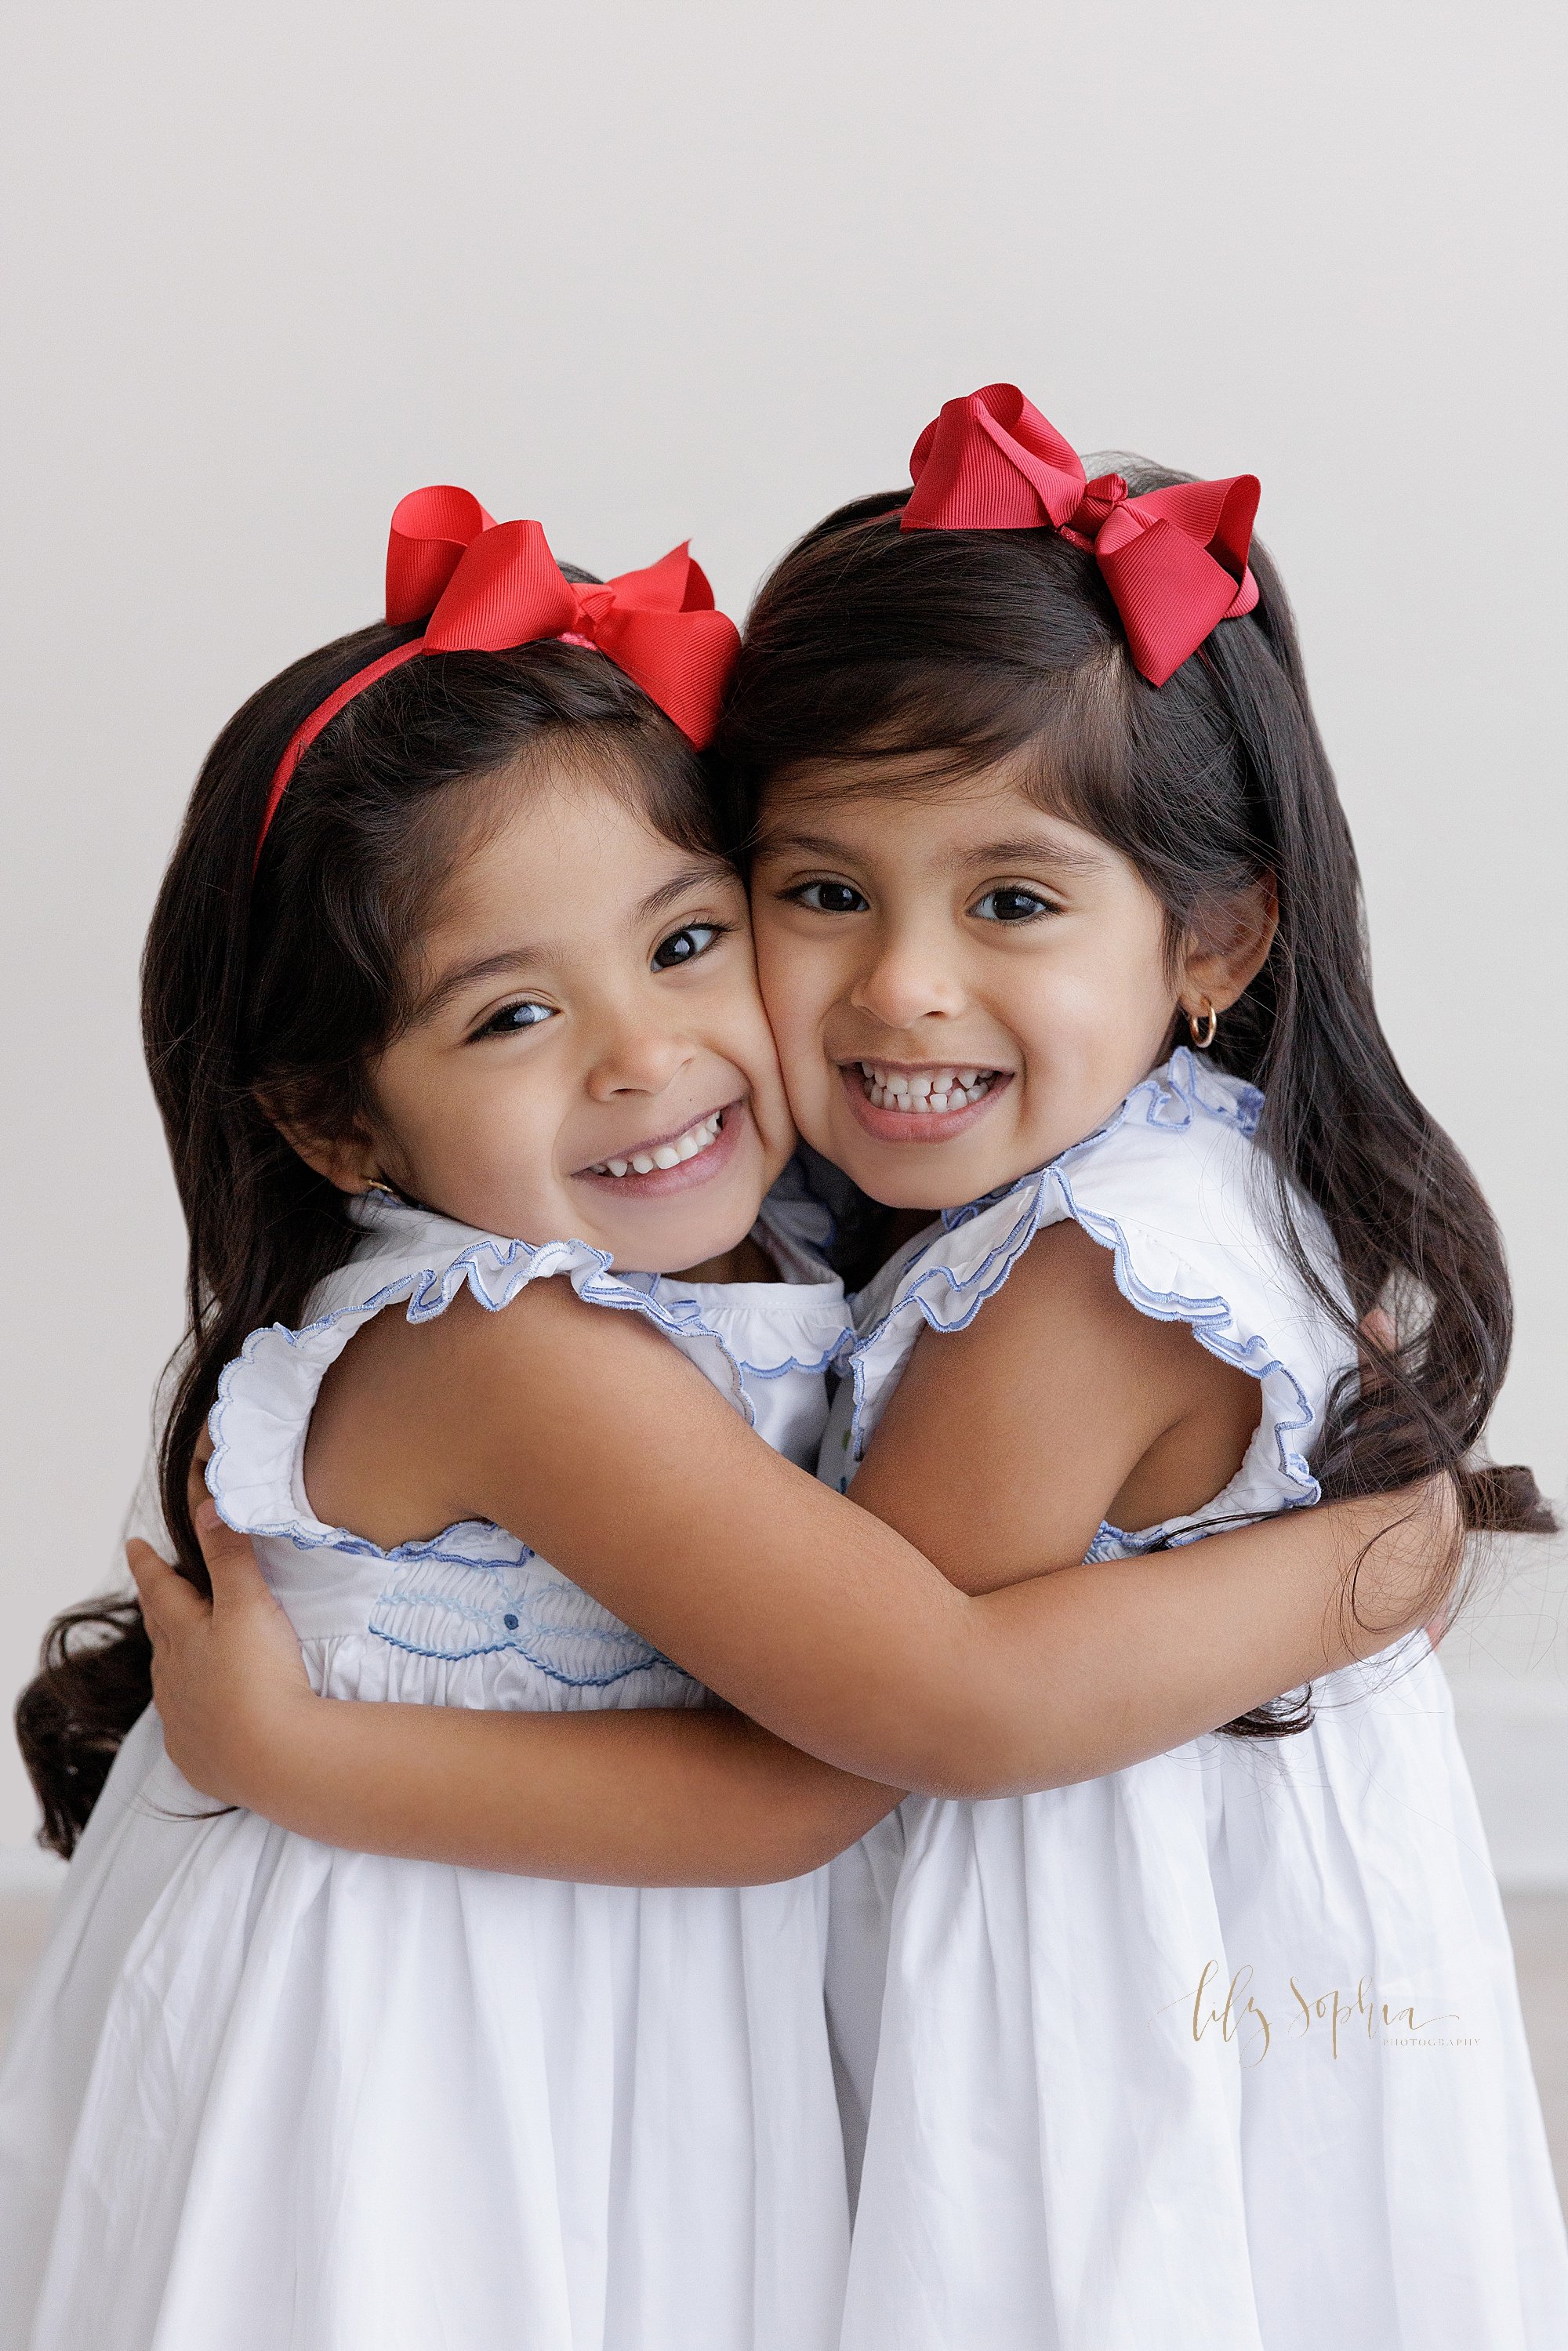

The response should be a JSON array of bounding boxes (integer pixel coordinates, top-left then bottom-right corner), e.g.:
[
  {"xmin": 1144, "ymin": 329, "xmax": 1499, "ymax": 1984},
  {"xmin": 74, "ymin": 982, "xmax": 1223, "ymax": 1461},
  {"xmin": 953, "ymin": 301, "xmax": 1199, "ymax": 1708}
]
[
  {"xmin": 4, "ymin": 414, "xmax": 1548, "ymax": 2347},
  {"xmin": 1, "ymin": 517, "xmax": 885, "ymax": 2349}
]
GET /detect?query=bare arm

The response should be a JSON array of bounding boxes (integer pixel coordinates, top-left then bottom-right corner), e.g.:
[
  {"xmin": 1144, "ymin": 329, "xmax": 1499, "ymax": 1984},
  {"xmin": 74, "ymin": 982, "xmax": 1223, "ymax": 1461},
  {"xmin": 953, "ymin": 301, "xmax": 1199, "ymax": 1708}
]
[
  {"xmin": 134, "ymin": 1235, "xmax": 1446, "ymax": 1874},
  {"xmin": 131, "ymin": 1511, "xmax": 899, "ymax": 1882},
  {"xmin": 296, "ymin": 1249, "xmax": 1451, "ymax": 1798}
]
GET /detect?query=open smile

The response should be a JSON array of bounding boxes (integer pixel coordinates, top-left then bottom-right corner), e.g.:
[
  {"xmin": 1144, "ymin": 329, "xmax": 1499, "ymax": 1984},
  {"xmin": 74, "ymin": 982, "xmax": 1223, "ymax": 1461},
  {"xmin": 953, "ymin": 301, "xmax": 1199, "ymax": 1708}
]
[
  {"xmin": 840, "ymin": 1059, "xmax": 1011, "ymax": 1143},
  {"xmin": 575, "ymin": 1098, "xmax": 746, "ymax": 1193}
]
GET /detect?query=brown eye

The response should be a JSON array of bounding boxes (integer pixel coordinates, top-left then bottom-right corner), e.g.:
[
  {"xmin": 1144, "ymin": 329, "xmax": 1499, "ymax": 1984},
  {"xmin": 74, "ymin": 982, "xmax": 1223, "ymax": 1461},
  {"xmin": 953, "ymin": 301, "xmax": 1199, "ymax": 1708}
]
[
  {"xmin": 792, "ymin": 880, "xmax": 868, "ymax": 915},
  {"xmin": 972, "ymin": 887, "xmax": 1052, "ymax": 923},
  {"xmin": 473, "ymin": 1000, "xmax": 554, "ymax": 1039},
  {"xmin": 652, "ymin": 922, "xmax": 723, "ymax": 971}
]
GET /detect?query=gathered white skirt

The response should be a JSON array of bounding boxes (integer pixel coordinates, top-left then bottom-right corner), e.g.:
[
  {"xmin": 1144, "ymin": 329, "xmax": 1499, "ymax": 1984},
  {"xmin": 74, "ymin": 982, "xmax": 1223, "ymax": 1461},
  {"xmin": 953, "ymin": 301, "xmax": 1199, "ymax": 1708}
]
[
  {"xmin": 0, "ymin": 1639, "xmax": 849, "ymax": 2351},
  {"xmin": 839, "ymin": 1635, "xmax": 1568, "ymax": 2351}
]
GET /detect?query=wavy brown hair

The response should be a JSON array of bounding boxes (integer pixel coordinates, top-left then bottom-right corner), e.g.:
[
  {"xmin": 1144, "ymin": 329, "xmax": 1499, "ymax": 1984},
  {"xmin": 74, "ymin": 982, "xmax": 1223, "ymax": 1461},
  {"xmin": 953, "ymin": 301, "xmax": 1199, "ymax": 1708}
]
[{"xmin": 712, "ymin": 470, "xmax": 1554, "ymax": 1735}]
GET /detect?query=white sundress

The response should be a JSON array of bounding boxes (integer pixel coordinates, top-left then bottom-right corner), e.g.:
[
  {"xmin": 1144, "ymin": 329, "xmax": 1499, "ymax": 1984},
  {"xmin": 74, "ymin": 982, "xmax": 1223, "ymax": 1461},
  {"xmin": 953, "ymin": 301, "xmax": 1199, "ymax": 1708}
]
[
  {"xmin": 0, "ymin": 1185, "xmax": 856, "ymax": 2351},
  {"xmin": 827, "ymin": 1050, "xmax": 1568, "ymax": 2351}
]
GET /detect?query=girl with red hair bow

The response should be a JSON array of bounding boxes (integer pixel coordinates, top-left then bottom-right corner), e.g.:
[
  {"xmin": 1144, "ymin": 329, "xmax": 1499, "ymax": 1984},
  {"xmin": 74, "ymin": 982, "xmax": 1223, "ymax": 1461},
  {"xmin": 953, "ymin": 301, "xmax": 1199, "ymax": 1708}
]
[
  {"xmin": 14, "ymin": 397, "xmax": 1558, "ymax": 2351},
  {"xmin": 3, "ymin": 481, "xmax": 1433, "ymax": 2351}
]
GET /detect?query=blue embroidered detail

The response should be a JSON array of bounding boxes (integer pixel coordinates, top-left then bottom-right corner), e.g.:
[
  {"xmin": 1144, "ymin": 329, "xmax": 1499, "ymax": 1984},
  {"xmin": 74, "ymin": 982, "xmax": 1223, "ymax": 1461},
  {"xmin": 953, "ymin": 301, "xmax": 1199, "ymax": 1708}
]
[
  {"xmin": 366, "ymin": 1621, "xmax": 674, "ymax": 1682},
  {"xmin": 204, "ymin": 1200, "xmax": 848, "ymax": 1683}
]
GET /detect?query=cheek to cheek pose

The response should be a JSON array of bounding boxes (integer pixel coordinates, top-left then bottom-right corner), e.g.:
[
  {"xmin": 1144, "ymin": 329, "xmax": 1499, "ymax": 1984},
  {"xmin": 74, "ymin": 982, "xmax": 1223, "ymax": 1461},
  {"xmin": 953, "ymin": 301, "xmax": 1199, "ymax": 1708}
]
[{"xmin": 5, "ymin": 401, "xmax": 1558, "ymax": 2351}]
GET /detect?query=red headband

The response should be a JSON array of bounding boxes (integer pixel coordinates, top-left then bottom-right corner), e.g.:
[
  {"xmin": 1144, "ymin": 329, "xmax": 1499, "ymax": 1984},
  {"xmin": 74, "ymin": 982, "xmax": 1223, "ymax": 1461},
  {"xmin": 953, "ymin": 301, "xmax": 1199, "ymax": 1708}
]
[
  {"xmin": 901, "ymin": 383, "xmax": 1259, "ymax": 687},
  {"xmin": 256, "ymin": 486, "xmax": 740, "ymax": 859}
]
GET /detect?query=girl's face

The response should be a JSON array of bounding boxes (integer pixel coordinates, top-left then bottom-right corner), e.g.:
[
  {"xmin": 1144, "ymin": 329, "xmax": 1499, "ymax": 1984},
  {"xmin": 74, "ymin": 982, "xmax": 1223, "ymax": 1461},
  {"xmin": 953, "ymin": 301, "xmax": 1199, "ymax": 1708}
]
[
  {"xmin": 750, "ymin": 760, "xmax": 1188, "ymax": 1212},
  {"xmin": 358, "ymin": 763, "xmax": 794, "ymax": 1272}
]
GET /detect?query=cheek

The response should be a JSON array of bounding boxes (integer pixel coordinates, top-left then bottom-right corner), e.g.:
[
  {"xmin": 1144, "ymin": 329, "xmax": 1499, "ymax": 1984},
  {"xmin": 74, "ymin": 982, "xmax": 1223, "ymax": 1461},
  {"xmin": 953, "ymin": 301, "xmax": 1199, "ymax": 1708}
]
[{"xmin": 753, "ymin": 922, "xmax": 830, "ymax": 1055}]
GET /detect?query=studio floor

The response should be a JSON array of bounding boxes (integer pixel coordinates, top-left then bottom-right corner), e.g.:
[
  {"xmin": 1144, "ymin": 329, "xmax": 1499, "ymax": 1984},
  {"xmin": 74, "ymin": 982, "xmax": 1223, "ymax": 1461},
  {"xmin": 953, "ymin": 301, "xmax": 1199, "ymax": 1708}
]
[{"xmin": 2, "ymin": 1881, "xmax": 1565, "ymax": 2211}]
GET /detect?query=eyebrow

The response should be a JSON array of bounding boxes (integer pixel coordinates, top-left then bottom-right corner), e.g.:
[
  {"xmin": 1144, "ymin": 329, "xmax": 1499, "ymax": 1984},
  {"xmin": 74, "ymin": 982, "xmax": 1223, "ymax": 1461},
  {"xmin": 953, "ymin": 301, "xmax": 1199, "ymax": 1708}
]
[
  {"xmin": 751, "ymin": 829, "xmax": 860, "ymax": 862},
  {"xmin": 407, "ymin": 858, "xmax": 735, "ymax": 1029},
  {"xmin": 407, "ymin": 946, "xmax": 546, "ymax": 1029},
  {"xmin": 633, "ymin": 858, "xmax": 735, "ymax": 920},
  {"xmin": 954, "ymin": 835, "xmax": 1109, "ymax": 876},
  {"xmin": 754, "ymin": 827, "xmax": 1108, "ymax": 876}
]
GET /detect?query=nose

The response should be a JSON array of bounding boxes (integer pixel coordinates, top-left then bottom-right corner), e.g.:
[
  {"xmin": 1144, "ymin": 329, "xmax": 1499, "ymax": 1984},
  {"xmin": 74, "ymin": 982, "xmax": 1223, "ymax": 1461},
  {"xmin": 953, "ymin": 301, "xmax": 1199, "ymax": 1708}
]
[
  {"xmin": 849, "ymin": 918, "xmax": 968, "ymax": 1032},
  {"xmin": 583, "ymin": 1001, "xmax": 697, "ymax": 1102}
]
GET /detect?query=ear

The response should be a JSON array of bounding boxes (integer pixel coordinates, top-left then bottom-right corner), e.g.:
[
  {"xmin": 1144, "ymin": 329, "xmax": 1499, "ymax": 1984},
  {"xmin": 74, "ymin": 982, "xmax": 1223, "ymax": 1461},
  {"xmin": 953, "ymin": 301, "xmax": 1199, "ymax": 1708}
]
[
  {"xmin": 254, "ymin": 1089, "xmax": 383, "ymax": 1197},
  {"xmin": 1176, "ymin": 874, "xmax": 1278, "ymax": 1027}
]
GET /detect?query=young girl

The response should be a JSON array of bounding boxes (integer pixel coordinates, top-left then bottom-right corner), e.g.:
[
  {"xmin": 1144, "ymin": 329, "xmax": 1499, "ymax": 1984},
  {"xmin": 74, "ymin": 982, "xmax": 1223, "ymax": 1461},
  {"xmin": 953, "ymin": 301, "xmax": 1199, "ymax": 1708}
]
[
  {"xmin": 2, "ymin": 495, "xmax": 886, "ymax": 2351},
  {"xmin": 149, "ymin": 384, "xmax": 1567, "ymax": 2351},
  {"xmin": 3, "ymin": 458, "xmax": 1506, "ymax": 2351},
  {"xmin": 713, "ymin": 383, "xmax": 1568, "ymax": 2348}
]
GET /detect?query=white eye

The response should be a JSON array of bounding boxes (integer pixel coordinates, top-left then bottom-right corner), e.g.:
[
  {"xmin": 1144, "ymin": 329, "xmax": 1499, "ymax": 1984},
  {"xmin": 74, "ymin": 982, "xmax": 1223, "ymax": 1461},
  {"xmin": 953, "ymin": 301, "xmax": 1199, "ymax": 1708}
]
[
  {"xmin": 792, "ymin": 880, "xmax": 869, "ymax": 915},
  {"xmin": 474, "ymin": 1000, "xmax": 554, "ymax": 1039},
  {"xmin": 652, "ymin": 922, "xmax": 723, "ymax": 971},
  {"xmin": 971, "ymin": 886, "xmax": 1053, "ymax": 923}
]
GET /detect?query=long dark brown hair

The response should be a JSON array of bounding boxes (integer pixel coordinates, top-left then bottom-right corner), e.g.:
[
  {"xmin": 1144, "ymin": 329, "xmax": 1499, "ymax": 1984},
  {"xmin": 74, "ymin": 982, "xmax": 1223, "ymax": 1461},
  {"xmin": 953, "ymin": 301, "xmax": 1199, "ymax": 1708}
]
[
  {"xmin": 712, "ymin": 467, "xmax": 1555, "ymax": 1734},
  {"xmin": 18, "ymin": 606, "xmax": 715, "ymax": 1856}
]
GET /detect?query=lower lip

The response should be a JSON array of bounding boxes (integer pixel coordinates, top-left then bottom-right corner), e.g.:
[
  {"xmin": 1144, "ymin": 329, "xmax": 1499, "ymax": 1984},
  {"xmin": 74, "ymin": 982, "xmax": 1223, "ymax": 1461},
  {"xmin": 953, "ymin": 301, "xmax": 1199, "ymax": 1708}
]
[
  {"xmin": 574, "ymin": 1099, "xmax": 749, "ymax": 1199},
  {"xmin": 839, "ymin": 1065, "xmax": 1012, "ymax": 1145}
]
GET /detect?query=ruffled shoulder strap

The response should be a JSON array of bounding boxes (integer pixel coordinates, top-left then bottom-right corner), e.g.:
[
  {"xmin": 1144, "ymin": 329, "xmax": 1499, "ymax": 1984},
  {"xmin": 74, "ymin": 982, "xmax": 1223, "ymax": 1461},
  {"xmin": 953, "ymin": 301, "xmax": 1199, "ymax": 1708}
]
[
  {"xmin": 842, "ymin": 1050, "xmax": 1355, "ymax": 1541},
  {"xmin": 208, "ymin": 1195, "xmax": 759, "ymax": 1546}
]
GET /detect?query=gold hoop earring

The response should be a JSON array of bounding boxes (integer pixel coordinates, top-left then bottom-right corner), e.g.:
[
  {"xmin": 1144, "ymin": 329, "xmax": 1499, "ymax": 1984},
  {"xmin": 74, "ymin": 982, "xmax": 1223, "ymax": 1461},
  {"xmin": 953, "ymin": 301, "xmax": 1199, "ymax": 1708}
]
[
  {"xmin": 1189, "ymin": 1000, "xmax": 1218, "ymax": 1050},
  {"xmin": 364, "ymin": 1176, "xmax": 404, "ymax": 1203}
]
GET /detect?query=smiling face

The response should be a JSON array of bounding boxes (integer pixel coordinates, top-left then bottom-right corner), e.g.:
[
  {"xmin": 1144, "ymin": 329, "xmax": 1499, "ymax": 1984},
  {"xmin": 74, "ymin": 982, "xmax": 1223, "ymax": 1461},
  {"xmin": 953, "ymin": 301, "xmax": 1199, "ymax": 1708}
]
[
  {"xmin": 338, "ymin": 757, "xmax": 793, "ymax": 1272},
  {"xmin": 750, "ymin": 758, "xmax": 1225, "ymax": 1212}
]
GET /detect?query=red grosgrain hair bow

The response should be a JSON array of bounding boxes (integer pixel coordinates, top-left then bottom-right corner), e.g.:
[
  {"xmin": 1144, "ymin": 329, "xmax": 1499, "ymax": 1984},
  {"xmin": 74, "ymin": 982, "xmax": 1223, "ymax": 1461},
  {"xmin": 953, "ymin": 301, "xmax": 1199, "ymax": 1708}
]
[
  {"xmin": 901, "ymin": 383, "xmax": 1260, "ymax": 688},
  {"xmin": 256, "ymin": 486, "xmax": 740, "ymax": 858}
]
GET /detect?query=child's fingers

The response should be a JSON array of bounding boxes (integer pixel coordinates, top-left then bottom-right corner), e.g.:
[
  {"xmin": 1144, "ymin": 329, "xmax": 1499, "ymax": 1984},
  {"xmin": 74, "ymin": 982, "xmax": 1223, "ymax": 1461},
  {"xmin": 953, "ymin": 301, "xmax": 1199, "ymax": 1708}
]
[
  {"xmin": 192, "ymin": 1499, "xmax": 273, "ymax": 1609},
  {"xmin": 1357, "ymin": 1306, "xmax": 1397, "ymax": 1390},
  {"xmin": 185, "ymin": 1432, "xmax": 215, "ymax": 1525},
  {"xmin": 125, "ymin": 1536, "xmax": 209, "ymax": 1642}
]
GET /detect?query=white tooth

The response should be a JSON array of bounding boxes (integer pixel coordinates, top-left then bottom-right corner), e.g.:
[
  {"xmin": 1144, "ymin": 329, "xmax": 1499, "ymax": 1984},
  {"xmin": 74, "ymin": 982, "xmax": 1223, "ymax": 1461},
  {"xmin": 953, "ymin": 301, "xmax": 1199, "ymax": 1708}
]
[
  {"xmin": 906, "ymin": 1073, "xmax": 932, "ymax": 1097},
  {"xmin": 652, "ymin": 1145, "xmax": 681, "ymax": 1169},
  {"xmin": 607, "ymin": 1159, "xmax": 630, "ymax": 1177},
  {"xmin": 630, "ymin": 1153, "xmax": 655, "ymax": 1174},
  {"xmin": 673, "ymin": 1134, "xmax": 700, "ymax": 1161},
  {"xmin": 930, "ymin": 1092, "xmax": 950, "ymax": 1112},
  {"xmin": 932, "ymin": 1071, "xmax": 955, "ymax": 1091},
  {"xmin": 958, "ymin": 1069, "xmax": 978, "ymax": 1088},
  {"xmin": 871, "ymin": 1086, "xmax": 887, "ymax": 1108}
]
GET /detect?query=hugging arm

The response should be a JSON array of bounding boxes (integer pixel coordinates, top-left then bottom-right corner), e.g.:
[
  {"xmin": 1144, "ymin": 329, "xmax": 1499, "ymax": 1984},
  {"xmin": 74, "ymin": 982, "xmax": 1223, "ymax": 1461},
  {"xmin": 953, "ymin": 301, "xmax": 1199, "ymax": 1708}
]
[
  {"xmin": 139, "ymin": 1243, "xmax": 1452, "ymax": 1874},
  {"xmin": 441, "ymin": 1242, "xmax": 1449, "ymax": 1797}
]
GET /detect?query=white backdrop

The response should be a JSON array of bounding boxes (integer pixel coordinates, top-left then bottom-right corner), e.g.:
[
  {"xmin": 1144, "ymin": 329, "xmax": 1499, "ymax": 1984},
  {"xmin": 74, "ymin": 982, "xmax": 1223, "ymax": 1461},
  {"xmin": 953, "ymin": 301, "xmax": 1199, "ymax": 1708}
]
[{"xmin": 2, "ymin": 0, "xmax": 1564, "ymax": 1852}]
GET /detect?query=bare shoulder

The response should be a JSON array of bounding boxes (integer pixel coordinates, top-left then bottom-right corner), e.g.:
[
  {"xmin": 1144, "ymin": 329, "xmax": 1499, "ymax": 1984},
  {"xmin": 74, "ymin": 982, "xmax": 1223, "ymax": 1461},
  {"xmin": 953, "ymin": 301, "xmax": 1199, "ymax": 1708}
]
[
  {"xmin": 855, "ymin": 1215, "xmax": 1265, "ymax": 1587},
  {"xmin": 965, "ymin": 1216, "xmax": 1261, "ymax": 1455},
  {"xmin": 929, "ymin": 1216, "xmax": 1220, "ymax": 1388},
  {"xmin": 306, "ymin": 1274, "xmax": 683, "ymax": 1547}
]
